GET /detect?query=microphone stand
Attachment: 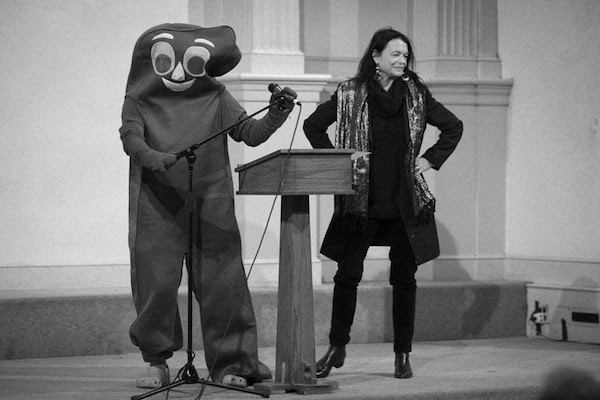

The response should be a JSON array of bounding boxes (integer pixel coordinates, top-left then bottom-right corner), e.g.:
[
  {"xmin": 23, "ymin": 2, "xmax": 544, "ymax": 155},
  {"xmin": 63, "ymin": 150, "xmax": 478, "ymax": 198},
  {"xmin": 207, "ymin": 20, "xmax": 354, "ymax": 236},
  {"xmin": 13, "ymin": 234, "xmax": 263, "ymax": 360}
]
[
  {"xmin": 175, "ymin": 99, "xmax": 283, "ymax": 160},
  {"xmin": 131, "ymin": 100, "xmax": 280, "ymax": 400}
]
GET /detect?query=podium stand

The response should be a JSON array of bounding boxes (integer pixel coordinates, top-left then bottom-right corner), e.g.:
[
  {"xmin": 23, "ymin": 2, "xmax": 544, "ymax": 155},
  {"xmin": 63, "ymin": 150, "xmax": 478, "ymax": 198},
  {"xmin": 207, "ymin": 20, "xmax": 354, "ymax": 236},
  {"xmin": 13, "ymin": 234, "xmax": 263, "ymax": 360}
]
[{"xmin": 235, "ymin": 149, "xmax": 354, "ymax": 394}]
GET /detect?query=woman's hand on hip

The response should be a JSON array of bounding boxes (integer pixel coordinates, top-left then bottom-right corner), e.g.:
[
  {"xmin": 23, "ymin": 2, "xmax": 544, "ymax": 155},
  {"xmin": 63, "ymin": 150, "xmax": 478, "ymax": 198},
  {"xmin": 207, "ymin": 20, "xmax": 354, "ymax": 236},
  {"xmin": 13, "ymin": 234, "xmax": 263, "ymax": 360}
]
[{"xmin": 415, "ymin": 157, "xmax": 433, "ymax": 176}]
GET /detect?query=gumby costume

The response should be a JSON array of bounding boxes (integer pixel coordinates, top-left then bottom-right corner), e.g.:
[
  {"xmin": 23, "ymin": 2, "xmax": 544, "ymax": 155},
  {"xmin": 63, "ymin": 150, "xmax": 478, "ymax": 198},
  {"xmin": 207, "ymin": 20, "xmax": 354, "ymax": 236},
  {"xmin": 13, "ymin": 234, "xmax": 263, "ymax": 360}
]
[{"xmin": 119, "ymin": 23, "xmax": 292, "ymax": 386}]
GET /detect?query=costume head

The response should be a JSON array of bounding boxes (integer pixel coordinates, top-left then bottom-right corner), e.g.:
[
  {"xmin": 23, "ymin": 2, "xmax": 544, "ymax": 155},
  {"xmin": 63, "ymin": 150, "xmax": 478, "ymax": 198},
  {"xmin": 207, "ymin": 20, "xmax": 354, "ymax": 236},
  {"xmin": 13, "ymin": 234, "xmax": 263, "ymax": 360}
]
[{"xmin": 125, "ymin": 23, "xmax": 241, "ymax": 99}]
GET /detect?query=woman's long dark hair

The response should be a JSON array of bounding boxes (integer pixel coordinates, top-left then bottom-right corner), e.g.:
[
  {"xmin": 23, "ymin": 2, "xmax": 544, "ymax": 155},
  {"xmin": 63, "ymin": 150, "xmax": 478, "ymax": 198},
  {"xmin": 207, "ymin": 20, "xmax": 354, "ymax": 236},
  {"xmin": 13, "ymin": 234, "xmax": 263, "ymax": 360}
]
[{"xmin": 355, "ymin": 27, "xmax": 416, "ymax": 83}]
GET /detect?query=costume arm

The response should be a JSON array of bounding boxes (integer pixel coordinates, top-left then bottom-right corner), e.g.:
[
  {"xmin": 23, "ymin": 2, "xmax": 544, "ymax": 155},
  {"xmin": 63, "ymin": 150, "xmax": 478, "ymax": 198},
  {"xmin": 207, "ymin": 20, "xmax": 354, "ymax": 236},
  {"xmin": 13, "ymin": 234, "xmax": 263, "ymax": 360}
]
[
  {"xmin": 303, "ymin": 92, "xmax": 336, "ymax": 149},
  {"xmin": 421, "ymin": 87, "xmax": 463, "ymax": 170},
  {"xmin": 119, "ymin": 97, "xmax": 176, "ymax": 172},
  {"xmin": 224, "ymin": 90, "xmax": 293, "ymax": 147}
]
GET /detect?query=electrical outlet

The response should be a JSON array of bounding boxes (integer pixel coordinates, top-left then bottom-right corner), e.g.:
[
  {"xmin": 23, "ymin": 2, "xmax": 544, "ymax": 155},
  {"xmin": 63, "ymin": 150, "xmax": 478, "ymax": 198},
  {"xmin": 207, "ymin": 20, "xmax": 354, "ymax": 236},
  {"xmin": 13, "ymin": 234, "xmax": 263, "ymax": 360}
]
[
  {"xmin": 531, "ymin": 307, "xmax": 548, "ymax": 324},
  {"xmin": 530, "ymin": 301, "xmax": 549, "ymax": 336}
]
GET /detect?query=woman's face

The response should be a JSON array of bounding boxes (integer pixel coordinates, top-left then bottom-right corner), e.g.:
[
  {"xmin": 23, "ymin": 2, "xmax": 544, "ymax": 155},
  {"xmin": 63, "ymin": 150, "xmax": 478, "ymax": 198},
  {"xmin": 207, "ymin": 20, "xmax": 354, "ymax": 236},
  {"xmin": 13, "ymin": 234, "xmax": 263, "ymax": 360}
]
[{"xmin": 373, "ymin": 38, "xmax": 409, "ymax": 81}]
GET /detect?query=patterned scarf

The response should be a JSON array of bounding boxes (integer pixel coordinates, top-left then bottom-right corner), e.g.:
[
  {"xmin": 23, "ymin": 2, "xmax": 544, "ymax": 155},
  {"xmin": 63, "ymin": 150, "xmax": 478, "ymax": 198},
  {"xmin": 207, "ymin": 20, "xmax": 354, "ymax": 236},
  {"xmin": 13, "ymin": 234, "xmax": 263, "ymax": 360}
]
[
  {"xmin": 404, "ymin": 79, "xmax": 436, "ymax": 220},
  {"xmin": 334, "ymin": 78, "xmax": 435, "ymax": 225}
]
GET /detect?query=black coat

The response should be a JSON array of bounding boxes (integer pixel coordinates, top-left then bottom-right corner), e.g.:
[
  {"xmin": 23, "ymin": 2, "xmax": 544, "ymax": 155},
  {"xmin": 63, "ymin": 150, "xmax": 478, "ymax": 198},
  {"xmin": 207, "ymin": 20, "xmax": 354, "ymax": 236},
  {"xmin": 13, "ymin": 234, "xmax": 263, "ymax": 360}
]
[{"xmin": 304, "ymin": 78, "xmax": 462, "ymax": 265}]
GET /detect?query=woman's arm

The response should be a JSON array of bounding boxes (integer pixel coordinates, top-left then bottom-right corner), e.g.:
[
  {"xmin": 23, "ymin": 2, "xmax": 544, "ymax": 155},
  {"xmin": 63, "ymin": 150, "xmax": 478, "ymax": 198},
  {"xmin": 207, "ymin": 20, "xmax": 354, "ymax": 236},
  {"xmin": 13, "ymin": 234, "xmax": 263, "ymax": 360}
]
[
  {"xmin": 421, "ymin": 87, "xmax": 463, "ymax": 170},
  {"xmin": 303, "ymin": 93, "xmax": 337, "ymax": 149}
]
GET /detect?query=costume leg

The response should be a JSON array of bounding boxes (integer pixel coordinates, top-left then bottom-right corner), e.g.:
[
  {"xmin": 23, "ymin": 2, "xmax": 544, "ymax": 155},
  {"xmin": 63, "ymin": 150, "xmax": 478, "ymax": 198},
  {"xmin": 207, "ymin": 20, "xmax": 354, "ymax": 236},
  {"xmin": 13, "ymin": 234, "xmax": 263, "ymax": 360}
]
[
  {"xmin": 388, "ymin": 218, "xmax": 418, "ymax": 353},
  {"xmin": 193, "ymin": 195, "xmax": 270, "ymax": 384},
  {"xmin": 129, "ymin": 185, "xmax": 187, "ymax": 364}
]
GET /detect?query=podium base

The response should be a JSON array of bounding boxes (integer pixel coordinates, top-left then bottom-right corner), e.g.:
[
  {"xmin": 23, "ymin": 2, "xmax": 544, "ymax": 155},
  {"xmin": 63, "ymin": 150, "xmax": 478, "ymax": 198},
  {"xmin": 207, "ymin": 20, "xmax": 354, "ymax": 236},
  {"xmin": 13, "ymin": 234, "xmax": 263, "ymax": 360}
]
[
  {"xmin": 295, "ymin": 380, "xmax": 339, "ymax": 395},
  {"xmin": 254, "ymin": 380, "xmax": 339, "ymax": 395}
]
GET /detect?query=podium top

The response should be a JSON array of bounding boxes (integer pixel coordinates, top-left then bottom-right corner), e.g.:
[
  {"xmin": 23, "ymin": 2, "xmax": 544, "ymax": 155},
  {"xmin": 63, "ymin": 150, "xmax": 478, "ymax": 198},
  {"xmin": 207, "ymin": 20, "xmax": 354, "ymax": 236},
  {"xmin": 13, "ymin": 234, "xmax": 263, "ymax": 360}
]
[
  {"xmin": 234, "ymin": 149, "xmax": 355, "ymax": 173},
  {"xmin": 235, "ymin": 149, "xmax": 356, "ymax": 195}
]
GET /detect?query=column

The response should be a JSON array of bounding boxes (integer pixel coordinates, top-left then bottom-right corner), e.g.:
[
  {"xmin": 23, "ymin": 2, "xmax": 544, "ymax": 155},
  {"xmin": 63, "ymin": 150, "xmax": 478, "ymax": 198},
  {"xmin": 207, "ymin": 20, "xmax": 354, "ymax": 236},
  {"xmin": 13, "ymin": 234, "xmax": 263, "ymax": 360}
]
[
  {"xmin": 407, "ymin": 0, "xmax": 511, "ymax": 280},
  {"xmin": 188, "ymin": 0, "xmax": 332, "ymax": 286},
  {"xmin": 191, "ymin": 0, "xmax": 304, "ymax": 74},
  {"xmin": 408, "ymin": 0, "xmax": 501, "ymax": 79}
]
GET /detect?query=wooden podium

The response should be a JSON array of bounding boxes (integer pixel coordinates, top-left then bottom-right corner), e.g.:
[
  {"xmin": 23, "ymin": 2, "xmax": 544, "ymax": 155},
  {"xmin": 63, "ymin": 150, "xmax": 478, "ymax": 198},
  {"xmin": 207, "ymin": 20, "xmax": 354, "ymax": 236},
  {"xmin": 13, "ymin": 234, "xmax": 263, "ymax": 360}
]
[{"xmin": 235, "ymin": 149, "xmax": 354, "ymax": 394}]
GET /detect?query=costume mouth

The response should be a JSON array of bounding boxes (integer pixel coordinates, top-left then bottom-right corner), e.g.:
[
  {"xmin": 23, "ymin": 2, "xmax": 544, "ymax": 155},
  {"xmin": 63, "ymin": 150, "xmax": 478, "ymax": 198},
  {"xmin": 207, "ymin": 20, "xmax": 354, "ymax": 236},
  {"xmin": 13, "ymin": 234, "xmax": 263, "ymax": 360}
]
[{"xmin": 162, "ymin": 77, "xmax": 196, "ymax": 92}]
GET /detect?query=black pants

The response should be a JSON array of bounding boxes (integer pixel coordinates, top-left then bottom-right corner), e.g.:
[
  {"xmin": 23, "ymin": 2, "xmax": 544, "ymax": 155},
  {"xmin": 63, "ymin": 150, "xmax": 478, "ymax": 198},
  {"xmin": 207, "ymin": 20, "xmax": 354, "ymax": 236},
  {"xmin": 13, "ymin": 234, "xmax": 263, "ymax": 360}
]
[{"xmin": 329, "ymin": 217, "xmax": 417, "ymax": 353}]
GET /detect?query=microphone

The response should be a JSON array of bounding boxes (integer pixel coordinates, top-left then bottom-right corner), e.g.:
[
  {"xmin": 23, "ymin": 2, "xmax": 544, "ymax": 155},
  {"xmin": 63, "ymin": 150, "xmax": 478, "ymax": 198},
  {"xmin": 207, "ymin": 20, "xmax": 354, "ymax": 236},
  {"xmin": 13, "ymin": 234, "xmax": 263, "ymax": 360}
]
[{"xmin": 268, "ymin": 83, "xmax": 301, "ymax": 105}]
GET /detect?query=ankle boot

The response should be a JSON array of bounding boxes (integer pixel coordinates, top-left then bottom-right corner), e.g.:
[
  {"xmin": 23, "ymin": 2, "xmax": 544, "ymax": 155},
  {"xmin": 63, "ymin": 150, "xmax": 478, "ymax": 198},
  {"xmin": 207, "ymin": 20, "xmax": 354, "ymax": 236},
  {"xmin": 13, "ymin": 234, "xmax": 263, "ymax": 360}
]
[
  {"xmin": 316, "ymin": 345, "xmax": 346, "ymax": 378},
  {"xmin": 394, "ymin": 352, "xmax": 413, "ymax": 379}
]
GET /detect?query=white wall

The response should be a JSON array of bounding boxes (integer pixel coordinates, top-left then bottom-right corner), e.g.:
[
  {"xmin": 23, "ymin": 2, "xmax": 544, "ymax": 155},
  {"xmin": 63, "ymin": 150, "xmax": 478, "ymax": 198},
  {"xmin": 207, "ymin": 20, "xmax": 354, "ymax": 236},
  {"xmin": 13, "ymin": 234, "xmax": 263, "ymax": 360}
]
[
  {"xmin": 498, "ymin": 0, "xmax": 600, "ymax": 286},
  {"xmin": 0, "ymin": 0, "xmax": 188, "ymax": 290},
  {"xmin": 1, "ymin": 0, "xmax": 598, "ymax": 294}
]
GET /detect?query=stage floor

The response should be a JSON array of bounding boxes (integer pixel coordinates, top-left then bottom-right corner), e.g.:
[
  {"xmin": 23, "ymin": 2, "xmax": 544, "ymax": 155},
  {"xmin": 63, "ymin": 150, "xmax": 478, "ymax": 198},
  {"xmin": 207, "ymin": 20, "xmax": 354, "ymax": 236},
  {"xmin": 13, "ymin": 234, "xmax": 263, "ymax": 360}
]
[{"xmin": 1, "ymin": 337, "xmax": 599, "ymax": 400}]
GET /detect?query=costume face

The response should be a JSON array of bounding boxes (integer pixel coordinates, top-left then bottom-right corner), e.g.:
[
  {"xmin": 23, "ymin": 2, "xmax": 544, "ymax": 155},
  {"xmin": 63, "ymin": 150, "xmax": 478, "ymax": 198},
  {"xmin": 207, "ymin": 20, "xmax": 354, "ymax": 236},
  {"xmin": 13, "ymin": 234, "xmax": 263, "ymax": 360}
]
[
  {"xmin": 126, "ymin": 23, "xmax": 241, "ymax": 98},
  {"xmin": 150, "ymin": 32, "xmax": 214, "ymax": 92},
  {"xmin": 373, "ymin": 38, "xmax": 408, "ymax": 81}
]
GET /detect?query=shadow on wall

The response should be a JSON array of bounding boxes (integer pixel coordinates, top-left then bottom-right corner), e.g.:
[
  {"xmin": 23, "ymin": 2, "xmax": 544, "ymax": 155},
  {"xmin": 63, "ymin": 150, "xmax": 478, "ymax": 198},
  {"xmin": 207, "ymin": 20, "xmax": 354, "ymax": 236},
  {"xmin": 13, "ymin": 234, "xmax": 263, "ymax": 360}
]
[
  {"xmin": 461, "ymin": 283, "xmax": 501, "ymax": 338},
  {"xmin": 429, "ymin": 220, "xmax": 473, "ymax": 281}
]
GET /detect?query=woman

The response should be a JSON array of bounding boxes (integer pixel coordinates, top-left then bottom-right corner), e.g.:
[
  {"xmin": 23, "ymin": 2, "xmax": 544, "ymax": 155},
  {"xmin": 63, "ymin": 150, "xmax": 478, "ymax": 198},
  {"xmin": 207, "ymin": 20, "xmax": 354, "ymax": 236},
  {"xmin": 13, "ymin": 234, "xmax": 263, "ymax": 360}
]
[{"xmin": 303, "ymin": 28, "xmax": 462, "ymax": 379}]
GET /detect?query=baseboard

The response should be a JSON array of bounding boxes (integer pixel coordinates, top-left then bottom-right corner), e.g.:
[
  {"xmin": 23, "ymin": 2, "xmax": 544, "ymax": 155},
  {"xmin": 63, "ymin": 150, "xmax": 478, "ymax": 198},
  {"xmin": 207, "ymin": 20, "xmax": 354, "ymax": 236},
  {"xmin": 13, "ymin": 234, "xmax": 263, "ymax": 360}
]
[{"xmin": 0, "ymin": 280, "xmax": 527, "ymax": 359}]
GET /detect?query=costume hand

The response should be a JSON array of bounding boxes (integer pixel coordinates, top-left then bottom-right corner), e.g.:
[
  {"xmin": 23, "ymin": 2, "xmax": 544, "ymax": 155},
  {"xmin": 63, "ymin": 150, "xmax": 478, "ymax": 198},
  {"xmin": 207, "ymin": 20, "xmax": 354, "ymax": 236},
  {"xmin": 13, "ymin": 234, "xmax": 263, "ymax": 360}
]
[
  {"xmin": 269, "ymin": 87, "xmax": 296, "ymax": 114},
  {"xmin": 415, "ymin": 157, "xmax": 433, "ymax": 176},
  {"xmin": 141, "ymin": 149, "xmax": 178, "ymax": 173}
]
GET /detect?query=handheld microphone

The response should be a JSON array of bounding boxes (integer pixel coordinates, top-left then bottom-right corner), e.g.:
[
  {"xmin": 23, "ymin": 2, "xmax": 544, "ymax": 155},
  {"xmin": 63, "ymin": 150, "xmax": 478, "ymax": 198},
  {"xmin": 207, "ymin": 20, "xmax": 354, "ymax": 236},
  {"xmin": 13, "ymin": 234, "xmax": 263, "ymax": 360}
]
[{"xmin": 268, "ymin": 83, "xmax": 301, "ymax": 105}]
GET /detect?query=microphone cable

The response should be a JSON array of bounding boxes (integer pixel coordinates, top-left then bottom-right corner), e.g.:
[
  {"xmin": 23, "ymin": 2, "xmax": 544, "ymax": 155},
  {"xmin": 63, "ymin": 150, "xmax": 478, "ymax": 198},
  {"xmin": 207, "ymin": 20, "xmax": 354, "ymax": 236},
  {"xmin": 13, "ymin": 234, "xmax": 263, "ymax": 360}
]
[
  {"xmin": 195, "ymin": 101, "xmax": 303, "ymax": 399},
  {"xmin": 245, "ymin": 103, "xmax": 302, "ymax": 281}
]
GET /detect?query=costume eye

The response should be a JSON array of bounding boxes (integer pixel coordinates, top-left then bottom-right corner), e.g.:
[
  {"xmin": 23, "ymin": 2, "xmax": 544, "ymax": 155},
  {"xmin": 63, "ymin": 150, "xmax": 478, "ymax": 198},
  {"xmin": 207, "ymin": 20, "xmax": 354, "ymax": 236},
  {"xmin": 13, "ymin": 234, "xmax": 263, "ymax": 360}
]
[
  {"xmin": 183, "ymin": 46, "xmax": 211, "ymax": 77},
  {"xmin": 151, "ymin": 41, "xmax": 175, "ymax": 76}
]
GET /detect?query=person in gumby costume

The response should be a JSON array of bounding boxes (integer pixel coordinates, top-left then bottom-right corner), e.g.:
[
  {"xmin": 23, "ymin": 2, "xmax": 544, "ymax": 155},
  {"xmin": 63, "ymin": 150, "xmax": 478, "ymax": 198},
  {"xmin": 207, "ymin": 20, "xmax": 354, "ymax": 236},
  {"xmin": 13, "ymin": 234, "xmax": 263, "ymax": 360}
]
[{"xmin": 119, "ymin": 23, "xmax": 294, "ymax": 389}]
